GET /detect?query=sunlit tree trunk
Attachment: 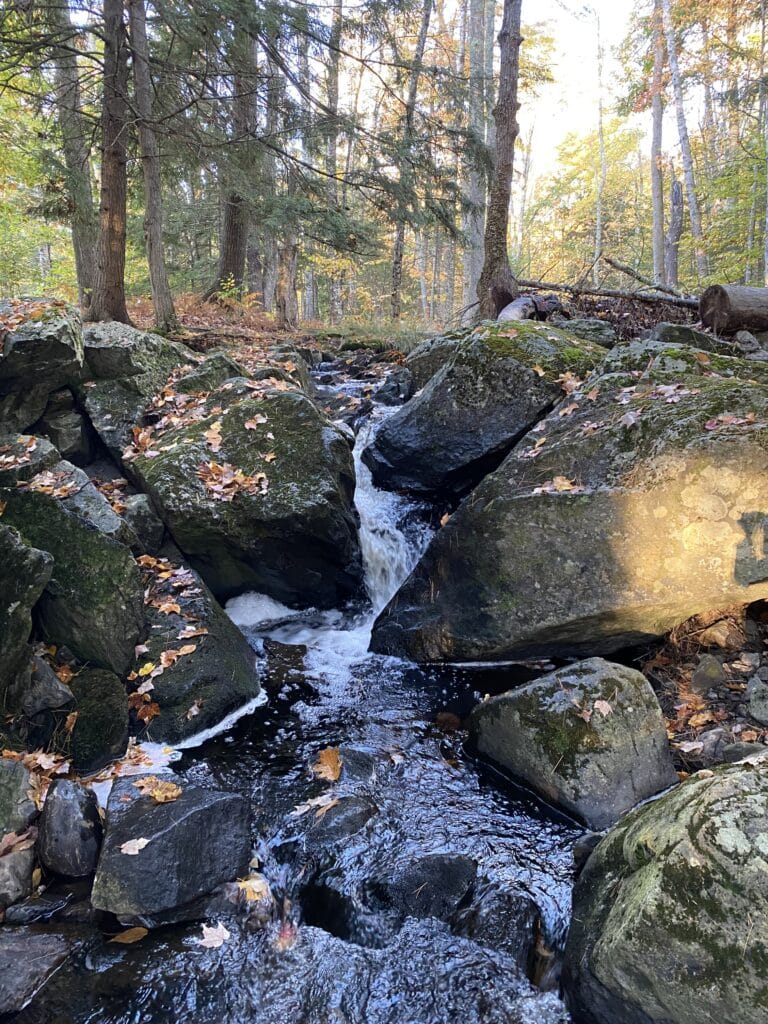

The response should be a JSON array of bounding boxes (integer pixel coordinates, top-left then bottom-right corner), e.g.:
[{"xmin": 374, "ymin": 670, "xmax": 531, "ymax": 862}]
[
  {"xmin": 88, "ymin": 0, "xmax": 130, "ymax": 323},
  {"xmin": 476, "ymin": 0, "xmax": 522, "ymax": 320},
  {"xmin": 326, "ymin": 0, "xmax": 344, "ymax": 323},
  {"xmin": 461, "ymin": 0, "xmax": 486, "ymax": 317},
  {"xmin": 593, "ymin": 14, "xmax": 607, "ymax": 286},
  {"xmin": 665, "ymin": 174, "xmax": 683, "ymax": 286},
  {"xmin": 650, "ymin": 0, "xmax": 665, "ymax": 284},
  {"xmin": 127, "ymin": 0, "xmax": 177, "ymax": 331}
]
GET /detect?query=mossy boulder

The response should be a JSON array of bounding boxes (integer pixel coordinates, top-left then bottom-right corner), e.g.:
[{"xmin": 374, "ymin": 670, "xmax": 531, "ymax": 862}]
[
  {"xmin": 601, "ymin": 337, "xmax": 768, "ymax": 382},
  {"xmin": 371, "ymin": 369, "xmax": 768, "ymax": 661},
  {"xmin": 0, "ymin": 524, "xmax": 53, "ymax": 699},
  {"xmin": 0, "ymin": 435, "xmax": 59, "ymax": 487},
  {"xmin": 363, "ymin": 321, "xmax": 606, "ymax": 498},
  {"xmin": 131, "ymin": 379, "xmax": 362, "ymax": 607},
  {"xmin": 405, "ymin": 332, "xmax": 464, "ymax": 391},
  {"xmin": 0, "ymin": 461, "xmax": 145, "ymax": 674},
  {"xmin": 69, "ymin": 668, "xmax": 128, "ymax": 773},
  {"xmin": 134, "ymin": 550, "xmax": 260, "ymax": 743},
  {"xmin": 563, "ymin": 760, "xmax": 768, "ymax": 1024},
  {"xmin": 652, "ymin": 321, "xmax": 738, "ymax": 355},
  {"xmin": 470, "ymin": 658, "xmax": 676, "ymax": 829},
  {"xmin": 78, "ymin": 326, "xmax": 195, "ymax": 461}
]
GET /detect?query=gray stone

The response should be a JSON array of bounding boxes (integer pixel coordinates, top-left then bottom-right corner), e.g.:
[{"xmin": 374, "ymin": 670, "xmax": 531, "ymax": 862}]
[
  {"xmin": 562, "ymin": 761, "xmax": 768, "ymax": 1024},
  {"xmin": 747, "ymin": 676, "xmax": 768, "ymax": 725},
  {"xmin": 38, "ymin": 780, "xmax": 102, "ymax": 878},
  {"xmin": 553, "ymin": 316, "xmax": 617, "ymax": 348},
  {"xmin": 469, "ymin": 659, "xmax": 677, "ymax": 830},
  {"xmin": 453, "ymin": 884, "xmax": 540, "ymax": 972},
  {"xmin": 5, "ymin": 656, "xmax": 74, "ymax": 750},
  {"xmin": 373, "ymin": 367, "xmax": 413, "ymax": 405},
  {"xmin": 0, "ymin": 847, "xmax": 34, "ymax": 908},
  {"xmin": 69, "ymin": 668, "xmax": 129, "ymax": 774},
  {"xmin": 0, "ymin": 434, "xmax": 59, "ymax": 486},
  {"xmin": 652, "ymin": 321, "xmax": 738, "ymax": 355},
  {"xmin": 405, "ymin": 333, "xmax": 462, "ymax": 390},
  {"xmin": 91, "ymin": 774, "xmax": 250, "ymax": 924},
  {"xmin": 691, "ymin": 654, "xmax": 726, "ymax": 693},
  {"xmin": 121, "ymin": 493, "xmax": 164, "ymax": 554},
  {"xmin": 0, "ymin": 760, "xmax": 36, "ymax": 833},
  {"xmin": 735, "ymin": 330, "xmax": 761, "ymax": 353},
  {"xmin": 38, "ymin": 408, "xmax": 92, "ymax": 465},
  {"xmin": 722, "ymin": 741, "xmax": 767, "ymax": 762},
  {"xmin": 0, "ymin": 524, "xmax": 53, "ymax": 697}
]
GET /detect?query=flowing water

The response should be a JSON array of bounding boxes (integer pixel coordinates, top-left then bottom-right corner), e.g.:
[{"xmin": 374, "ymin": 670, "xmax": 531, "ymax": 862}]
[{"xmin": 14, "ymin": 375, "xmax": 584, "ymax": 1024}]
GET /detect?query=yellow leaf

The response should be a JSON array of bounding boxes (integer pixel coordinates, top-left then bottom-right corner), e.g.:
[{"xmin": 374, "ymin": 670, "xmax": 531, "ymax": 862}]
[
  {"xmin": 110, "ymin": 927, "xmax": 149, "ymax": 944},
  {"xmin": 311, "ymin": 746, "xmax": 343, "ymax": 782},
  {"xmin": 138, "ymin": 662, "xmax": 157, "ymax": 677},
  {"xmin": 133, "ymin": 777, "xmax": 182, "ymax": 803},
  {"xmin": 237, "ymin": 874, "xmax": 272, "ymax": 902}
]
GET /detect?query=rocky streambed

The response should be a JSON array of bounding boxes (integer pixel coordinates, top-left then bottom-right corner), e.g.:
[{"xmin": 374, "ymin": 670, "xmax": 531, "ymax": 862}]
[{"xmin": 3, "ymin": 301, "xmax": 768, "ymax": 1024}]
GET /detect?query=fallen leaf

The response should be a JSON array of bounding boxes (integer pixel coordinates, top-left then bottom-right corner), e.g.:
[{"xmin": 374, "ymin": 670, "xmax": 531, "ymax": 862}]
[
  {"xmin": 0, "ymin": 827, "xmax": 37, "ymax": 857},
  {"xmin": 237, "ymin": 874, "xmax": 272, "ymax": 902},
  {"xmin": 110, "ymin": 927, "xmax": 149, "ymax": 944},
  {"xmin": 620, "ymin": 409, "xmax": 641, "ymax": 429},
  {"xmin": 311, "ymin": 746, "xmax": 343, "ymax": 782},
  {"xmin": 197, "ymin": 922, "xmax": 230, "ymax": 948},
  {"xmin": 64, "ymin": 711, "xmax": 78, "ymax": 735},
  {"xmin": 120, "ymin": 837, "xmax": 151, "ymax": 855},
  {"xmin": 185, "ymin": 700, "xmax": 203, "ymax": 720},
  {"xmin": 137, "ymin": 702, "xmax": 161, "ymax": 724},
  {"xmin": 688, "ymin": 710, "xmax": 716, "ymax": 728},
  {"xmin": 291, "ymin": 793, "xmax": 340, "ymax": 818},
  {"xmin": 133, "ymin": 777, "xmax": 182, "ymax": 803},
  {"xmin": 593, "ymin": 699, "xmax": 613, "ymax": 717},
  {"xmin": 439, "ymin": 512, "xmax": 451, "ymax": 527},
  {"xmin": 531, "ymin": 365, "xmax": 546, "ymax": 378},
  {"xmin": 244, "ymin": 414, "xmax": 268, "ymax": 429}
]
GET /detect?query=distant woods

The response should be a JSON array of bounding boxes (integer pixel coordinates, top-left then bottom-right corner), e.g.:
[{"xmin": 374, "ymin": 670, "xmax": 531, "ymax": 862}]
[{"xmin": 0, "ymin": 0, "xmax": 764, "ymax": 327}]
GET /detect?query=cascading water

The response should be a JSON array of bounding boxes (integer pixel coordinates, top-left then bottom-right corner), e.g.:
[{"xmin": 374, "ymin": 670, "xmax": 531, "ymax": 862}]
[{"xmin": 226, "ymin": 408, "xmax": 433, "ymax": 688}]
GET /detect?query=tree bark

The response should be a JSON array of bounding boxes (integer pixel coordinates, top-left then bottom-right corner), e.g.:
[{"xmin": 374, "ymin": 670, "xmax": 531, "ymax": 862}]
[
  {"xmin": 127, "ymin": 0, "xmax": 177, "ymax": 331},
  {"xmin": 700, "ymin": 285, "xmax": 768, "ymax": 335},
  {"xmin": 460, "ymin": 0, "xmax": 486, "ymax": 317},
  {"xmin": 476, "ymin": 0, "xmax": 522, "ymax": 320},
  {"xmin": 650, "ymin": 0, "xmax": 665, "ymax": 285},
  {"xmin": 88, "ymin": 0, "xmax": 131, "ymax": 324},
  {"xmin": 390, "ymin": 0, "xmax": 432, "ymax": 320},
  {"xmin": 593, "ymin": 14, "xmax": 607, "ymax": 287},
  {"xmin": 48, "ymin": 0, "xmax": 98, "ymax": 314},
  {"xmin": 665, "ymin": 175, "xmax": 683, "ymax": 287},
  {"xmin": 326, "ymin": 0, "xmax": 344, "ymax": 323},
  {"xmin": 276, "ymin": 235, "xmax": 299, "ymax": 329},
  {"xmin": 661, "ymin": 0, "xmax": 708, "ymax": 280}
]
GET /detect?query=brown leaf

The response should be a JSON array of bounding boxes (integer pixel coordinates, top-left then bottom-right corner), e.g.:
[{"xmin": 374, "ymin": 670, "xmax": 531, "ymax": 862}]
[
  {"xmin": 311, "ymin": 747, "xmax": 343, "ymax": 782},
  {"xmin": 137, "ymin": 702, "xmax": 161, "ymax": 724},
  {"xmin": 133, "ymin": 776, "xmax": 182, "ymax": 803},
  {"xmin": 110, "ymin": 927, "xmax": 149, "ymax": 944}
]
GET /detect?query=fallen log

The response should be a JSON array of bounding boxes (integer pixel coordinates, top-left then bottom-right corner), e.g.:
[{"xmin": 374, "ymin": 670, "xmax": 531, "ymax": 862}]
[
  {"xmin": 516, "ymin": 278, "xmax": 698, "ymax": 310},
  {"xmin": 699, "ymin": 285, "xmax": 768, "ymax": 335},
  {"xmin": 498, "ymin": 293, "xmax": 565, "ymax": 321}
]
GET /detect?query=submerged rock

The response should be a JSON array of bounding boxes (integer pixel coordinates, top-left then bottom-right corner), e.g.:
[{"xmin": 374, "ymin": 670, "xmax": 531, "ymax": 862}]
[
  {"xmin": 371, "ymin": 368, "xmax": 768, "ymax": 661},
  {"xmin": 38, "ymin": 780, "xmax": 102, "ymax": 878},
  {"xmin": 0, "ymin": 460, "xmax": 144, "ymax": 675},
  {"xmin": 91, "ymin": 774, "xmax": 249, "ymax": 925},
  {"xmin": 0, "ymin": 928, "xmax": 82, "ymax": 1015},
  {"xmin": 562, "ymin": 761, "xmax": 768, "ymax": 1024},
  {"xmin": 469, "ymin": 659, "xmax": 677, "ymax": 829},
  {"xmin": 363, "ymin": 321, "xmax": 605, "ymax": 499},
  {"xmin": 131, "ymin": 378, "xmax": 362, "ymax": 607}
]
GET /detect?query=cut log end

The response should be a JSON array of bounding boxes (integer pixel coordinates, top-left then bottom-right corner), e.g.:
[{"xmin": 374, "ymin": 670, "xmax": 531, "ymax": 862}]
[{"xmin": 700, "ymin": 284, "xmax": 768, "ymax": 336}]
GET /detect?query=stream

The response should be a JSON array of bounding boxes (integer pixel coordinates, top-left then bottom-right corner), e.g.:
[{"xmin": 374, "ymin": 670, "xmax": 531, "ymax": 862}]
[{"xmin": 15, "ymin": 370, "xmax": 584, "ymax": 1024}]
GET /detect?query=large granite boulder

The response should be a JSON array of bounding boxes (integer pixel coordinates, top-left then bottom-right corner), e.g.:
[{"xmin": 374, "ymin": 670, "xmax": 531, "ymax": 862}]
[
  {"xmin": 372, "ymin": 367, "xmax": 768, "ymax": 661},
  {"xmin": 405, "ymin": 332, "xmax": 464, "ymax": 391},
  {"xmin": 470, "ymin": 659, "xmax": 677, "ymax": 829},
  {"xmin": 0, "ymin": 524, "xmax": 52, "ymax": 697},
  {"xmin": 0, "ymin": 460, "xmax": 145, "ymax": 674},
  {"xmin": 132, "ymin": 550, "xmax": 260, "ymax": 743},
  {"xmin": 130, "ymin": 378, "xmax": 362, "ymax": 607},
  {"xmin": 91, "ymin": 774, "xmax": 250, "ymax": 925},
  {"xmin": 363, "ymin": 321, "xmax": 606, "ymax": 498},
  {"xmin": 563, "ymin": 761, "xmax": 768, "ymax": 1024},
  {"xmin": 0, "ymin": 300, "xmax": 84, "ymax": 432}
]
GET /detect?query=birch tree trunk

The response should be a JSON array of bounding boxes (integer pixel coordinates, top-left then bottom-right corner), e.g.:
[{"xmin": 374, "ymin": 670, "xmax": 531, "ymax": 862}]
[
  {"xmin": 88, "ymin": 0, "xmax": 131, "ymax": 323},
  {"xmin": 476, "ymin": 0, "xmax": 522, "ymax": 320},
  {"xmin": 127, "ymin": 0, "xmax": 177, "ymax": 331},
  {"xmin": 665, "ymin": 175, "xmax": 683, "ymax": 287},
  {"xmin": 650, "ymin": 0, "xmax": 665, "ymax": 285},
  {"xmin": 48, "ymin": 0, "xmax": 98, "ymax": 314},
  {"xmin": 661, "ymin": 0, "xmax": 708, "ymax": 279}
]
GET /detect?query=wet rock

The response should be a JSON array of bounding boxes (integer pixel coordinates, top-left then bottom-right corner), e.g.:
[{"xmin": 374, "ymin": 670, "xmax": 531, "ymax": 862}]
[
  {"xmin": 363, "ymin": 321, "xmax": 605, "ymax": 499},
  {"xmin": 691, "ymin": 653, "xmax": 726, "ymax": 693},
  {"xmin": 135, "ymin": 553, "xmax": 261, "ymax": 744},
  {"xmin": 69, "ymin": 668, "xmax": 128, "ymax": 773},
  {"xmin": 0, "ymin": 301, "xmax": 84, "ymax": 432},
  {"xmin": 0, "ymin": 847, "xmax": 34, "ymax": 907},
  {"xmin": 131, "ymin": 379, "xmax": 363, "ymax": 607},
  {"xmin": 0, "ymin": 928, "xmax": 81, "ymax": 1014},
  {"xmin": 373, "ymin": 368, "xmax": 413, "ymax": 405},
  {"xmin": 91, "ymin": 774, "xmax": 250, "ymax": 925},
  {"xmin": 377, "ymin": 852, "xmax": 477, "ymax": 919},
  {"xmin": 0, "ymin": 760, "xmax": 36, "ymax": 833},
  {"xmin": 562, "ymin": 761, "xmax": 768, "ymax": 1024},
  {"xmin": 371, "ymin": 368, "xmax": 768, "ymax": 662},
  {"xmin": 722, "ymin": 741, "xmax": 767, "ymax": 762},
  {"xmin": 121, "ymin": 493, "xmax": 164, "ymax": 554},
  {"xmin": 747, "ymin": 676, "xmax": 768, "ymax": 725},
  {"xmin": 572, "ymin": 832, "xmax": 603, "ymax": 875},
  {"xmin": 405, "ymin": 333, "xmax": 462, "ymax": 390},
  {"xmin": 469, "ymin": 659, "xmax": 677, "ymax": 830},
  {"xmin": 452, "ymin": 882, "xmax": 540, "ymax": 972},
  {"xmin": 0, "ymin": 524, "xmax": 53, "ymax": 698},
  {"xmin": 38, "ymin": 780, "xmax": 102, "ymax": 878},
  {"xmin": 0, "ymin": 460, "xmax": 144, "ymax": 674},
  {"xmin": 306, "ymin": 795, "xmax": 378, "ymax": 846},
  {"xmin": 3, "ymin": 890, "xmax": 74, "ymax": 925}
]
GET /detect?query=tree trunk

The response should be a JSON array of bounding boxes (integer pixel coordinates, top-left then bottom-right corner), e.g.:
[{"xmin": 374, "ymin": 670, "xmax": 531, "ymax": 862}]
[
  {"xmin": 390, "ymin": 0, "xmax": 432, "ymax": 320},
  {"xmin": 476, "ymin": 0, "xmax": 523, "ymax": 320},
  {"xmin": 48, "ymin": 0, "xmax": 98, "ymax": 314},
  {"xmin": 650, "ymin": 0, "xmax": 665, "ymax": 285},
  {"xmin": 127, "ymin": 0, "xmax": 177, "ymax": 331},
  {"xmin": 661, "ymin": 0, "xmax": 708, "ymax": 280},
  {"xmin": 276, "ymin": 236, "xmax": 299, "ymax": 329},
  {"xmin": 700, "ymin": 285, "xmax": 768, "ymax": 335},
  {"xmin": 88, "ymin": 0, "xmax": 131, "ymax": 324},
  {"xmin": 460, "ymin": 0, "xmax": 486, "ymax": 317},
  {"xmin": 325, "ymin": 0, "xmax": 344, "ymax": 323},
  {"xmin": 665, "ymin": 175, "xmax": 683, "ymax": 287},
  {"xmin": 593, "ymin": 14, "xmax": 607, "ymax": 287}
]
